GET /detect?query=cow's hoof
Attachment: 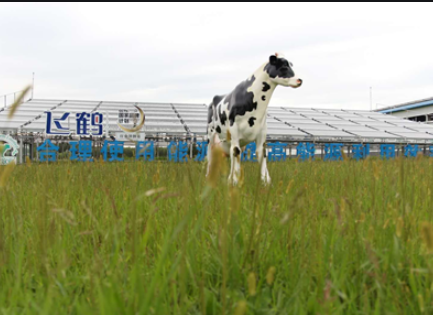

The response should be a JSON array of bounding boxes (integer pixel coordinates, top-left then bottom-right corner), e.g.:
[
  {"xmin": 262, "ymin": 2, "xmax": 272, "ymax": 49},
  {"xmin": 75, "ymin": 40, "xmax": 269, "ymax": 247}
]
[
  {"xmin": 228, "ymin": 176, "xmax": 239, "ymax": 186},
  {"xmin": 262, "ymin": 176, "xmax": 271, "ymax": 186}
]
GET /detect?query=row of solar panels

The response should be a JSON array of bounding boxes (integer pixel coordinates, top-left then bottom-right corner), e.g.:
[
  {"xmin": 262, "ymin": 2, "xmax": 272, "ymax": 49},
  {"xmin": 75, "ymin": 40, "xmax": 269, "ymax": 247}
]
[
  {"xmin": 266, "ymin": 108, "xmax": 433, "ymax": 142},
  {"xmin": 2, "ymin": 99, "xmax": 433, "ymax": 143},
  {"xmin": 0, "ymin": 99, "xmax": 205, "ymax": 134}
]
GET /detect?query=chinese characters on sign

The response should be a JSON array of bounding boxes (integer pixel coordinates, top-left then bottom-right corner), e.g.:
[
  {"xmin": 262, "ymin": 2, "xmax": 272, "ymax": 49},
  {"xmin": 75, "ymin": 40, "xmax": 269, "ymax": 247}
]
[
  {"xmin": 324, "ymin": 143, "xmax": 344, "ymax": 161},
  {"xmin": 168, "ymin": 141, "xmax": 189, "ymax": 162},
  {"xmin": 380, "ymin": 144, "xmax": 396, "ymax": 159},
  {"xmin": 45, "ymin": 112, "xmax": 104, "ymax": 136},
  {"xmin": 34, "ymin": 140, "xmax": 433, "ymax": 163},
  {"xmin": 352, "ymin": 144, "xmax": 370, "ymax": 161},
  {"xmin": 101, "ymin": 141, "xmax": 124, "ymax": 162},
  {"xmin": 404, "ymin": 144, "xmax": 419, "ymax": 158},
  {"xmin": 70, "ymin": 140, "xmax": 93, "ymax": 162},
  {"xmin": 37, "ymin": 139, "xmax": 59, "ymax": 162},
  {"xmin": 241, "ymin": 142, "xmax": 257, "ymax": 162},
  {"xmin": 136, "ymin": 141, "xmax": 155, "ymax": 161},
  {"xmin": 268, "ymin": 142, "xmax": 287, "ymax": 162},
  {"xmin": 296, "ymin": 142, "xmax": 315, "ymax": 161},
  {"xmin": 195, "ymin": 142, "xmax": 208, "ymax": 162}
]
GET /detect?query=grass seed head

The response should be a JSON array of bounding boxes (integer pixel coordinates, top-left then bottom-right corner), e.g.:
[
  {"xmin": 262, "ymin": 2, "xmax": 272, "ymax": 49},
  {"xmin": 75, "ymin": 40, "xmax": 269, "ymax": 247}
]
[
  {"xmin": 8, "ymin": 85, "xmax": 32, "ymax": 119},
  {"xmin": 234, "ymin": 300, "xmax": 247, "ymax": 315},
  {"xmin": 230, "ymin": 186, "xmax": 240, "ymax": 212},
  {"xmin": 207, "ymin": 142, "xmax": 225, "ymax": 188},
  {"xmin": 421, "ymin": 222, "xmax": 433, "ymax": 253},
  {"xmin": 266, "ymin": 266, "xmax": 276, "ymax": 286},
  {"xmin": 247, "ymin": 272, "xmax": 257, "ymax": 296},
  {"xmin": 396, "ymin": 217, "xmax": 404, "ymax": 238}
]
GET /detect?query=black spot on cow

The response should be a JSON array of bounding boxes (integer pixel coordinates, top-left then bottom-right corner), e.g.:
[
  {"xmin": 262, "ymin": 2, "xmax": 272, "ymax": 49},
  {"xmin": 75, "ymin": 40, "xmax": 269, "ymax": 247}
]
[
  {"xmin": 248, "ymin": 117, "xmax": 256, "ymax": 127},
  {"xmin": 208, "ymin": 94, "xmax": 225, "ymax": 125},
  {"xmin": 226, "ymin": 75, "xmax": 258, "ymax": 126},
  {"xmin": 233, "ymin": 147, "xmax": 241, "ymax": 157},
  {"xmin": 218, "ymin": 104, "xmax": 227, "ymax": 126},
  {"xmin": 262, "ymin": 82, "xmax": 271, "ymax": 92},
  {"xmin": 207, "ymin": 104, "xmax": 213, "ymax": 124},
  {"xmin": 261, "ymin": 95, "xmax": 266, "ymax": 101},
  {"xmin": 213, "ymin": 95, "xmax": 224, "ymax": 106},
  {"xmin": 220, "ymin": 112, "xmax": 227, "ymax": 126},
  {"xmin": 264, "ymin": 55, "xmax": 295, "ymax": 79},
  {"xmin": 216, "ymin": 126, "xmax": 221, "ymax": 133}
]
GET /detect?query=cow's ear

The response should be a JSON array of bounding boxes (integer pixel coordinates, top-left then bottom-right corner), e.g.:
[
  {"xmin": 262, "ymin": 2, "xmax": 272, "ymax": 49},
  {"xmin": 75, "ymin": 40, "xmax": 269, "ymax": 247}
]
[{"xmin": 269, "ymin": 55, "xmax": 277, "ymax": 65}]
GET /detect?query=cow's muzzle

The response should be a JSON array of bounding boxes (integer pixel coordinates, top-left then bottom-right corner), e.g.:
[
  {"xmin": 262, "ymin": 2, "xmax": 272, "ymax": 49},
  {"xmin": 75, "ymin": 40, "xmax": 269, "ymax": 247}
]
[{"xmin": 294, "ymin": 78, "xmax": 303, "ymax": 88}]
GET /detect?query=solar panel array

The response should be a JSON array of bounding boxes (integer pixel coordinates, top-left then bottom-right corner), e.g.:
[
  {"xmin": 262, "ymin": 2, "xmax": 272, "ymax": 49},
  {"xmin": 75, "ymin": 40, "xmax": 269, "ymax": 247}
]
[{"xmin": 2, "ymin": 99, "xmax": 433, "ymax": 143}]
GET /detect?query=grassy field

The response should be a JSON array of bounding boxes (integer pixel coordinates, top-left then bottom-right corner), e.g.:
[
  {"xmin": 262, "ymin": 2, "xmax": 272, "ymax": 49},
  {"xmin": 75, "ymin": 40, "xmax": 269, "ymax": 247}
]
[{"xmin": 1, "ymin": 156, "xmax": 433, "ymax": 314}]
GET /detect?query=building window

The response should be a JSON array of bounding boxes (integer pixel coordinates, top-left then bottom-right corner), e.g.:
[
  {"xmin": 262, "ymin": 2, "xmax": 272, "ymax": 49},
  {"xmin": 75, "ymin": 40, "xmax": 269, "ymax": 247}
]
[{"xmin": 408, "ymin": 115, "xmax": 427, "ymax": 122}]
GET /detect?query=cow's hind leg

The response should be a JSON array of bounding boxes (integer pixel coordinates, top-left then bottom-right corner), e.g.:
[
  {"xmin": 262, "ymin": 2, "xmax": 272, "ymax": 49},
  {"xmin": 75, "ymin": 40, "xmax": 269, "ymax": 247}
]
[
  {"xmin": 228, "ymin": 140, "xmax": 242, "ymax": 185},
  {"xmin": 256, "ymin": 133, "xmax": 271, "ymax": 185},
  {"xmin": 206, "ymin": 132, "xmax": 216, "ymax": 177},
  {"xmin": 206, "ymin": 102, "xmax": 217, "ymax": 177}
]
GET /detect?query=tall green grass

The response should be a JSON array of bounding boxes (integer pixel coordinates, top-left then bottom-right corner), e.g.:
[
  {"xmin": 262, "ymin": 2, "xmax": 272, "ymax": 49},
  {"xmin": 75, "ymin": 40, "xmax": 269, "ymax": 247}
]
[{"xmin": 1, "ymin": 157, "xmax": 433, "ymax": 314}]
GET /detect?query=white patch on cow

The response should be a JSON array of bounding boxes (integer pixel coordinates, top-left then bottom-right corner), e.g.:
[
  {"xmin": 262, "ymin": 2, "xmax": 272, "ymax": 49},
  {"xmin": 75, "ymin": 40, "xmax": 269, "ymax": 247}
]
[{"xmin": 270, "ymin": 76, "xmax": 302, "ymax": 87}]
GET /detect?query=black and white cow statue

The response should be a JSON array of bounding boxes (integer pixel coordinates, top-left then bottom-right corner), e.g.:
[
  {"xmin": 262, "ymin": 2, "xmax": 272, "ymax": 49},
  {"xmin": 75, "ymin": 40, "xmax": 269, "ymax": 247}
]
[{"xmin": 207, "ymin": 53, "xmax": 302, "ymax": 185}]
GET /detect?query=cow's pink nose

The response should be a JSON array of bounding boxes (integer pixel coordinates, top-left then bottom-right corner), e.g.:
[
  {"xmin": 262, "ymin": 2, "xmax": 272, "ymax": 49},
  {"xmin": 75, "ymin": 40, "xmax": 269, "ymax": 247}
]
[{"xmin": 297, "ymin": 79, "xmax": 303, "ymax": 86}]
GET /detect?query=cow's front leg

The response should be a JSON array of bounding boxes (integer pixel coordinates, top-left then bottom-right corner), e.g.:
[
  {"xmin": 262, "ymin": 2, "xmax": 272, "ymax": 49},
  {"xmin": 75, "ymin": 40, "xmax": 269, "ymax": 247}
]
[
  {"xmin": 256, "ymin": 140, "xmax": 271, "ymax": 185},
  {"xmin": 228, "ymin": 142, "xmax": 241, "ymax": 185},
  {"xmin": 206, "ymin": 133, "xmax": 215, "ymax": 177}
]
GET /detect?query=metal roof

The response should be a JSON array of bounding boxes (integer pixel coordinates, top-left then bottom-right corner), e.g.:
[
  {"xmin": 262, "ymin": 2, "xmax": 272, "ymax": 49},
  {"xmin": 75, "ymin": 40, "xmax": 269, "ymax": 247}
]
[
  {"xmin": 2, "ymin": 99, "xmax": 433, "ymax": 144},
  {"xmin": 377, "ymin": 97, "xmax": 433, "ymax": 114}
]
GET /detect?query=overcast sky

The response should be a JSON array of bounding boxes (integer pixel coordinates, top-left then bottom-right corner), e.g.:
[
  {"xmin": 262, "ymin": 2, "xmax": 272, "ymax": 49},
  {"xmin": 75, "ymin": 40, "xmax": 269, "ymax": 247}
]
[{"xmin": 1, "ymin": 3, "xmax": 432, "ymax": 110}]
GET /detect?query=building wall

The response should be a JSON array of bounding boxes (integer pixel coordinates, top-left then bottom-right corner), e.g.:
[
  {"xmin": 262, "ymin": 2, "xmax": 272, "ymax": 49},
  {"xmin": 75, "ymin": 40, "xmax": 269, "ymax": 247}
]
[{"xmin": 387, "ymin": 105, "xmax": 433, "ymax": 123}]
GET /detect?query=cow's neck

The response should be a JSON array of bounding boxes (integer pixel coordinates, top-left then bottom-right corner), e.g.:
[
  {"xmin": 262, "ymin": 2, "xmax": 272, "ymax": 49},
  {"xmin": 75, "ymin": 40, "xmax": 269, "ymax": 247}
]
[{"xmin": 247, "ymin": 63, "xmax": 277, "ymax": 118}]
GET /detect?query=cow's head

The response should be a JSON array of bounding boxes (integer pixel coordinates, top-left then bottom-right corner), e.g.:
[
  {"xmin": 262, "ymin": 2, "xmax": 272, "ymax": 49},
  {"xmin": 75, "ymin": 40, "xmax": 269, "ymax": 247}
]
[{"xmin": 265, "ymin": 53, "xmax": 302, "ymax": 88}]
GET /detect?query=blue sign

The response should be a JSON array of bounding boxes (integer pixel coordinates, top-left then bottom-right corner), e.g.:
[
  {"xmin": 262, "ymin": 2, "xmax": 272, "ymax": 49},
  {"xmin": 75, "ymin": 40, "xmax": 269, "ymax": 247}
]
[
  {"xmin": 76, "ymin": 112, "xmax": 104, "ymax": 136},
  {"xmin": 168, "ymin": 141, "xmax": 188, "ymax": 162},
  {"xmin": 32, "ymin": 139, "xmax": 433, "ymax": 163},
  {"xmin": 70, "ymin": 140, "xmax": 93, "ymax": 162},
  {"xmin": 296, "ymin": 142, "xmax": 315, "ymax": 161},
  {"xmin": 101, "ymin": 140, "xmax": 124, "ymax": 162},
  {"xmin": 324, "ymin": 143, "xmax": 344, "ymax": 161},
  {"xmin": 404, "ymin": 144, "xmax": 419, "ymax": 158},
  {"xmin": 195, "ymin": 142, "xmax": 208, "ymax": 162},
  {"xmin": 37, "ymin": 139, "xmax": 59, "ymax": 162},
  {"xmin": 136, "ymin": 141, "xmax": 155, "ymax": 161},
  {"xmin": 241, "ymin": 142, "xmax": 257, "ymax": 162},
  {"xmin": 352, "ymin": 144, "xmax": 370, "ymax": 161},
  {"xmin": 268, "ymin": 142, "xmax": 287, "ymax": 162},
  {"xmin": 45, "ymin": 111, "xmax": 104, "ymax": 136},
  {"xmin": 45, "ymin": 112, "xmax": 71, "ymax": 135},
  {"xmin": 380, "ymin": 144, "xmax": 396, "ymax": 159}
]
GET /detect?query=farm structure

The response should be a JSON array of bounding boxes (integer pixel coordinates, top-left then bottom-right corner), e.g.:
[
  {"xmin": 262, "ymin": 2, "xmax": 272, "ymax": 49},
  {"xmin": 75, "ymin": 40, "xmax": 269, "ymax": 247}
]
[
  {"xmin": 377, "ymin": 96, "xmax": 433, "ymax": 123},
  {"xmin": 2, "ymin": 98, "xmax": 433, "ymax": 162}
]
